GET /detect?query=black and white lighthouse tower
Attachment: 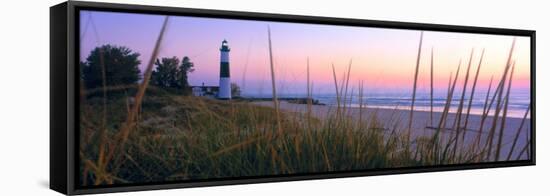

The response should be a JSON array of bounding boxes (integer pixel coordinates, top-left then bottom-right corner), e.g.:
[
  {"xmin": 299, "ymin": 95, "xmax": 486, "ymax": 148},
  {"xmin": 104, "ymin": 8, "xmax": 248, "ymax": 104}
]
[{"xmin": 218, "ymin": 39, "xmax": 231, "ymax": 99}]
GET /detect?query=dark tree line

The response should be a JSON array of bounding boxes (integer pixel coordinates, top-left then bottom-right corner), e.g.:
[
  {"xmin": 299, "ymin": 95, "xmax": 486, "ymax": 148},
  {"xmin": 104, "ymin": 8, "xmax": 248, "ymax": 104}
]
[
  {"xmin": 81, "ymin": 44, "xmax": 195, "ymax": 95},
  {"xmin": 81, "ymin": 45, "xmax": 141, "ymax": 89},
  {"xmin": 151, "ymin": 56, "xmax": 194, "ymax": 94}
]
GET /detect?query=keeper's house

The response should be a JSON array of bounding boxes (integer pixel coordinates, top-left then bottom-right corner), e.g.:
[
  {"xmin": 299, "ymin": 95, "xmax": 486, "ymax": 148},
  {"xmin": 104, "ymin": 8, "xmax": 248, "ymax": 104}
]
[{"xmin": 191, "ymin": 83, "xmax": 219, "ymax": 97}]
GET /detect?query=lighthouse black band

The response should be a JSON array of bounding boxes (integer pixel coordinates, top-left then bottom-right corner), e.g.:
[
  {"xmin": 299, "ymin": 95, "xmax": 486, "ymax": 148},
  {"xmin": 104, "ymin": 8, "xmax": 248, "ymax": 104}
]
[{"xmin": 220, "ymin": 62, "xmax": 230, "ymax": 77}]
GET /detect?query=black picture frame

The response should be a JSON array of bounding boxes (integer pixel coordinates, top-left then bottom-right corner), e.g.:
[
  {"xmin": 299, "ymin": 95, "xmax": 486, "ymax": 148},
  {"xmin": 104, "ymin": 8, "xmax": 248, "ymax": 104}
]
[{"xmin": 50, "ymin": 1, "xmax": 536, "ymax": 195}]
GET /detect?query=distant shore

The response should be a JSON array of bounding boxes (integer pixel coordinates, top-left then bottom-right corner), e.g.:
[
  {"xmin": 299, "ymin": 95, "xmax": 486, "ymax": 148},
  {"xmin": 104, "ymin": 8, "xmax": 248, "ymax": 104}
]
[{"xmin": 237, "ymin": 97, "xmax": 325, "ymax": 105}]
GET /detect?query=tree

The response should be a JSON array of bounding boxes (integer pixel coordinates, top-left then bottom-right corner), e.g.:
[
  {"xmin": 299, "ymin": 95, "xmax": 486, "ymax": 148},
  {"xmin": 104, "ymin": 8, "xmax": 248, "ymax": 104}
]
[
  {"xmin": 177, "ymin": 56, "xmax": 194, "ymax": 94},
  {"xmin": 151, "ymin": 57, "xmax": 180, "ymax": 88},
  {"xmin": 151, "ymin": 56, "xmax": 195, "ymax": 95},
  {"xmin": 82, "ymin": 45, "xmax": 141, "ymax": 89},
  {"xmin": 231, "ymin": 83, "xmax": 241, "ymax": 97}
]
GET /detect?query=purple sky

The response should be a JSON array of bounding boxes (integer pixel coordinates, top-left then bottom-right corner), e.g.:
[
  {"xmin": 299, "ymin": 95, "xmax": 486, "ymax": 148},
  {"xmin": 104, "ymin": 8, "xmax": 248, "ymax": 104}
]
[{"xmin": 80, "ymin": 10, "xmax": 531, "ymax": 97}]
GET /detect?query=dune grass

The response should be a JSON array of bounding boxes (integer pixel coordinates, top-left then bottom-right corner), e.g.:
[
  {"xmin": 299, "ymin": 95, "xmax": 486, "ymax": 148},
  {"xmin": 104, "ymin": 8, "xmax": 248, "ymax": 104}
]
[{"xmin": 80, "ymin": 89, "xmax": 413, "ymax": 184}]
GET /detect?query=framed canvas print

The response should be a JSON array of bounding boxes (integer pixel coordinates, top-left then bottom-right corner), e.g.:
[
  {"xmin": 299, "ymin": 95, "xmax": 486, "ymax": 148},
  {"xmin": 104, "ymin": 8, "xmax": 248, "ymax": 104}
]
[{"xmin": 50, "ymin": 1, "xmax": 535, "ymax": 195}]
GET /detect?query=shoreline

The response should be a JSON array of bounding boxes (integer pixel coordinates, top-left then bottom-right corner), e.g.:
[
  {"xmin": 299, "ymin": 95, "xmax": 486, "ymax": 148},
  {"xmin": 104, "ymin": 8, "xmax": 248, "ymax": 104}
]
[{"xmin": 251, "ymin": 100, "xmax": 531, "ymax": 160}]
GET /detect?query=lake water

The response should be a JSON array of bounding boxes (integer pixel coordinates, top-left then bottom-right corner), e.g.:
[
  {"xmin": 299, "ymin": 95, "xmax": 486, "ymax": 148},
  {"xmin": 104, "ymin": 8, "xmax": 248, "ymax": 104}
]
[{"xmin": 244, "ymin": 91, "xmax": 531, "ymax": 118}]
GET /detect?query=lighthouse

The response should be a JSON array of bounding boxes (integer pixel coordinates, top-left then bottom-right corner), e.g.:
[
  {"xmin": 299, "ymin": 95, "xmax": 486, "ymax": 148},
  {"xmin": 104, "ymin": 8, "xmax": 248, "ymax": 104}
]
[{"xmin": 218, "ymin": 39, "xmax": 231, "ymax": 100}]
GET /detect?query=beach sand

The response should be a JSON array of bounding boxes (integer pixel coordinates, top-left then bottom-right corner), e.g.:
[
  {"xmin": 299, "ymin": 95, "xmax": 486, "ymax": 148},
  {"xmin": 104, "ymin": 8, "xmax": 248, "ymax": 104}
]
[{"xmin": 252, "ymin": 101, "xmax": 531, "ymax": 161}]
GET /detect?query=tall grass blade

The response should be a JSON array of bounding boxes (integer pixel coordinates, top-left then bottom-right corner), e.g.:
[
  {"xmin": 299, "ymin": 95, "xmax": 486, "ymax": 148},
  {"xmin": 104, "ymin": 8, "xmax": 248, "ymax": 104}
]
[
  {"xmin": 439, "ymin": 61, "xmax": 461, "ymax": 162},
  {"xmin": 430, "ymin": 47, "xmax": 434, "ymax": 126},
  {"xmin": 463, "ymin": 49, "xmax": 485, "ymax": 143},
  {"xmin": 358, "ymin": 80, "xmax": 365, "ymax": 129},
  {"xmin": 495, "ymin": 63, "xmax": 515, "ymax": 161},
  {"xmin": 408, "ymin": 31, "xmax": 424, "ymax": 146},
  {"xmin": 517, "ymin": 137, "xmax": 531, "ymax": 160},
  {"xmin": 306, "ymin": 57, "xmax": 312, "ymax": 124},
  {"xmin": 474, "ymin": 76, "xmax": 493, "ymax": 152},
  {"xmin": 332, "ymin": 64, "xmax": 341, "ymax": 117},
  {"xmin": 267, "ymin": 26, "xmax": 283, "ymax": 136},
  {"xmin": 342, "ymin": 60, "xmax": 352, "ymax": 116},
  {"xmin": 104, "ymin": 16, "xmax": 170, "ymax": 178},
  {"xmin": 464, "ymin": 49, "xmax": 484, "ymax": 129},
  {"xmin": 451, "ymin": 48, "xmax": 474, "ymax": 159},
  {"xmin": 506, "ymin": 104, "xmax": 530, "ymax": 160},
  {"xmin": 486, "ymin": 38, "xmax": 516, "ymax": 161},
  {"xmin": 431, "ymin": 61, "xmax": 461, "ymax": 159},
  {"xmin": 87, "ymin": 13, "xmax": 109, "ymax": 179}
]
